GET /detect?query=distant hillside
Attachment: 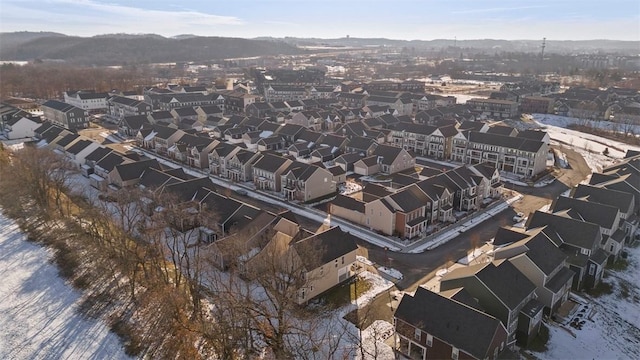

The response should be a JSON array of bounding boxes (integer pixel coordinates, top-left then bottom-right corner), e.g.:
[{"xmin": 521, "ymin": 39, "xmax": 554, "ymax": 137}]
[
  {"xmin": 0, "ymin": 32, "xmax": 305, "ymax": 65},
  {"xmin": 0, "ymin": 31, "xmax": 67, "ymax": 49},
  {"xmin": 271, "ymin": 37, "xmax": 640, "ymax": 54}
]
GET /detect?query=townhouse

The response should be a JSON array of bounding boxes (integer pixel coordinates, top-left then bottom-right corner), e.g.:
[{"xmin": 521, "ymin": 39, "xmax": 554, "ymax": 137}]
[
  {"xmin": 107, "ymin": 95, "xmax": 152, "ymax": 120},
  {"xmin": 551, "ymin": 196, "xmax": 626, "ymax": 262},
  {"xmin": 466, "ymin": 98, "xmax": 519, "ymax": 119},
  {"xmin": 395, "ymin": 287, "xmax": 508, "ymax": 360},
  {"xmin": 280, "ymin": 161, "xmax": 337, "ymax": 202},
  {"xmin": 492, "ymin": 227, "xmax": 574, "ymax": 315},
  {"xmin": 527, "ymin": 211, "xmax": 608, "ymax": 291},
  {"xmin": 252, "ymin": 153, "xmax": 293, "ymax": 192},
  {"xmin": 454, "ymin": 131, "xmax": 548, "ymax": 178},
  {"xmin": 42, "ymin": 100, "xmax": 89, "ymax": 131},
  {"xmin": 64, "ymin": 90, "xmax": 109, "ymax": 112},
  {"xmin": 1, "ymin": 115, "xmax": 41, "ymax": 140},
  {"xmin": 440, "ymin": 261, "xmax": 541, "ymax": 345}
]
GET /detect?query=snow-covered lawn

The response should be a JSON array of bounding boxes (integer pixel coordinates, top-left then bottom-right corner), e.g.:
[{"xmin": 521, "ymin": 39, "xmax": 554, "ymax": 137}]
[
  {"xmin": 356, "ymin": 271, "xmax": 394, "ymax": 308},
  {"xmin": 539, "ymin": 243, "xmax": 640, "ymax": 360},
  {"xmin": 0, "ymin": 212, "xmax": 129, "ymax": 360}
]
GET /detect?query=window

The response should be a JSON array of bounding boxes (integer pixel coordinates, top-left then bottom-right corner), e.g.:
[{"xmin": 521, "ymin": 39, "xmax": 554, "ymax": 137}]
[
  {"xmin": 414, "ymin": 328, "xmax": 421, "ymax": 340},
  {"xmin": 452, "ymin": 347, "xmax": 459, "ymax": 360},
  {"xmin": 426, "ymin": 334, "xmax": 433, "ymax": 347},
  {"xmin": 589, "ymin": 264, "xmax": 595, "ymax": 276},
  {"xmin": 341, "ymin": 256, "xmax": 345, "ymax": 265}
]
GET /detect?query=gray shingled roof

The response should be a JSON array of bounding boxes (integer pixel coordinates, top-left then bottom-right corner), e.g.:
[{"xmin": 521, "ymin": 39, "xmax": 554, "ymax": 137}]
[
  {"xmin": 395, "ymin": 287, "xmax": 506, "ymax": 360},
  {"xmin": 441, "ymin": 261, "xmax": 536, "ymax": 311},
  {"xmin": 292, "ymin": 226, "xmax": 358, "ymax": 270},
  {"xmin": 468, "ymin": 131, "xmax": 544, "ymax": 153}
]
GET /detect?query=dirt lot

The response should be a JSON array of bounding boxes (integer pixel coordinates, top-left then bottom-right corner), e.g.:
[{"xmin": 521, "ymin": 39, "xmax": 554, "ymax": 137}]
[{"xmin": 508, "ymin": 146, "xmax": 592, "ymax": 218}]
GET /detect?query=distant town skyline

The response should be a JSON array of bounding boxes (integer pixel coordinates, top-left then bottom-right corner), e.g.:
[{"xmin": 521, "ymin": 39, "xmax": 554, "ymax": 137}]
[{"xmin": 1, "ymin": 0, "xmax": 639, "ymax": 41}]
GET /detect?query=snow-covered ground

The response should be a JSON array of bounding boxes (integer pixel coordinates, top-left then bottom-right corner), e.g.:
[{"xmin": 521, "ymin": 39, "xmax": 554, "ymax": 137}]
[
  {"xmin": 438, "ymin": 93, "xmax": 486, "ymax": 104},
  {"xmin": 0, "ymin": 212, "xmax": 129, "ymax": 360},
  {"xmin": 533, "ymin": 113, "xmax": 640, "ymax": 173},
  {"xmin": 538, "ymin": 243, "xmax": 640, "ymax": 360}
]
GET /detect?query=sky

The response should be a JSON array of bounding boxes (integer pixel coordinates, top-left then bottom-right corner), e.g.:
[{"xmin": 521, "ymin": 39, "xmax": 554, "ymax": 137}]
[{"xmin": 0, "ymin": 0, "xmax": 639, "ymax": 41}]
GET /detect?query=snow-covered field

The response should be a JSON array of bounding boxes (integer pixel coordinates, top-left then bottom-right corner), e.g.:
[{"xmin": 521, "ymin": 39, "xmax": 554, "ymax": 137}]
[
  {"xmin": 538, "ymin": 243, "xmax": 640, "ymax": 360},
  {"xmin": 0, "ymin": 212, "xmax": 129, "ymax": 360},
  {"xmin": 533, "ymin": 114, "xmax": 640, "ymax": 172}
]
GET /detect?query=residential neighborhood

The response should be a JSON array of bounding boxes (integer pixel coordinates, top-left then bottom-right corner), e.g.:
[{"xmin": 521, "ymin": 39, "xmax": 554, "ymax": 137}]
[{"xmin": 1, "ymin": 18, "xmax": 640, "ymax": 360}]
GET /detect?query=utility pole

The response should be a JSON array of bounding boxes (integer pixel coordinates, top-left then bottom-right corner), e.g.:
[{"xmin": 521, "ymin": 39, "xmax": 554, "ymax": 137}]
[{"xmin": 540, "ymin": 37, "xmax": 546, "ymax": 60}]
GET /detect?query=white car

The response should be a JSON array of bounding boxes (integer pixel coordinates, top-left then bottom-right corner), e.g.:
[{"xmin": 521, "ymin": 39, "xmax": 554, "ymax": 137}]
[{"xmin": 513, "ymin": 212, "xmax": 525, "ymax": 223}]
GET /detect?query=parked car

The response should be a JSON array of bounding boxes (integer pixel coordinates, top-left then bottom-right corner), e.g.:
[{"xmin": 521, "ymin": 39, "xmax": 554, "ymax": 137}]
[
  {"xmin": 513, "ymin": 212, "xmax": 525, "ymax": 223},
  {"xmin": 234, "ymin": 188, "xmax": 248, "ymax": 196}
]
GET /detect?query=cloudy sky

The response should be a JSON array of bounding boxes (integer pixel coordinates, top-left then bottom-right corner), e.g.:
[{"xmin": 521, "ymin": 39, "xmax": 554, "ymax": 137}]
[{"xmin": 1, "ymin": 0, "xmax": 638, "ymax": 40}]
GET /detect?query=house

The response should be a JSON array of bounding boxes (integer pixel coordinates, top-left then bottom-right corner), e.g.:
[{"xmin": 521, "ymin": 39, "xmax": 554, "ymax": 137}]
[
  {"xmin": 263, "ymin": 85, "xmax": 307, "ymax": 102},
  {"xmin": 459, "ymin": 131, "xmax": 548, "ymax": 178},
  {"xmin": 469, "ymin": 163, "xmax": 503, "ymax": 200},
  {"xmin": 64, "ymin": 90, "xmax": 109, "ymax": 112},
  {"xmin": 345, "ymin": 136, "xmax": 378, "ymax": 156},
  {"xmin": 493, "ymin": 227, "xmax": 574, "ymax": 315},
  {"xmin": 551, "ymin": 196, "xmax": 625, "ymax": 262},
  {"xmin": 50, "ymin": 133, "xmax": 81, "ymax": 152},
  {"xmin": 257, "ymin": 135, "xmax": 286, "ymax": 152},
  {"xmin": 208, "ymin": 142, "xmax": 241, "ymax": 176},
  {"xmin": 1, "ymin": 115, "xmax": 41, "ymax": 140},
  {"xmin": 372, "ymin": 144, "xmax": 415, "ymax": 174},
  {"xmin": 108, "ymin": 159, "xmax": 161, "ymax": 189},
  {"xmin": 169, "ymin": 133, "xmax": 216, "ymax": 167},
  {"xmin": 516, "ymin": 130, "xmax": 551, "ymax": 145},
  {"xmin": 118, "ymin": 115, "xmax": 151, "ymax": 137},
  {"xmin": 148, "ymin": 126, "xmax": 185, "ymax": 155},
  {"xmin": 526, "ymin": 211, "xmax": 608, "ymax": 291},
  {"xmin": 571, "ymin": 184, "xmax": 637, "ymax": 244},
  {"xmin": 170, "ymin": 107, "xmax": 199, "ymax": 122},
  {"xmin": 147, "ymin": 111, "xmax": 175, "ymax": 126},
  {"xmin": 92, "ymin": 152, "xmax": 129, "ymax": 190},
  {"xmin": 281, "ymin": 162, "xmax": 336, "ymax": 202},
  {"xmin": 225, "ymin": 149, "xmax": 261, "ymax": 182},
  {"xmin": 246, "ymin": 102, "xmax": 274, "ymax": 118},
  {"xmin": 289, "ymin": 226, "xmax": 358, "ymax": 304},
  {"xmin": 394, "ymin": 287, "xmax": 508, "ymax": 360},
  {"xmin": 336, "ymin": 92, "xmax": 367, "ymax": 108},
  {"xmin": 327, "ymin": 165, "xmax": 346, "ymax": 185},
  {"xmin": 252, "ymin": 153, "xmax": 293, "ymax": 192},
  {"xmin": 466, "ymin": 98, "xmax": 519, "ymax": 119},
  {"xmin": 41, "ymin": 100, "xmax": 89, "ymax": 131},
  {"xmin": 107, "ymin": 95, "xmax": 152, "ymax": 120},
  {"xmin": 353, "ymin": 156, "xmax": 380, "ymax": 176},
  {"xmin": 334, "ymin": 152, "xmax": 363, "ymax": 172},
  {"xmin": 64, "ymin": 139, "xmax": 101, "ymax": 167},
  {"xmin": 520, "ymin": 96, "xmax": 554, "ymax": 114},
  {"xmin": 81, "ymin": 146, "xmax": 112, "ymax": 177},
  {"xmin": 440, "ymin": 261, "xmax": 541, "ymax": 345},
  {"xmin": 367, "ymin": 184, "xmax": 430, "ymax": 239},
  {"xmin": 195, "ymin": 105, "xmax": 224, "ymax": 123}
]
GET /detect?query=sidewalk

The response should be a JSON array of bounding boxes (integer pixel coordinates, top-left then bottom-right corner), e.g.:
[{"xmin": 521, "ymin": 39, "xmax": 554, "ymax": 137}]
[{"xmin": 405, "ymin": 194, "xmax": 521, "ymax": 253}]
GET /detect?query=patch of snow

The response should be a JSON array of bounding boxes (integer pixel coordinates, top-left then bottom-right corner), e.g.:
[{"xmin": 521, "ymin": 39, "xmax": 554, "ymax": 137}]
[
  {"xmin": 0, "ymin": 212, "xmax": 130, "ymax": 360},
  {"xmin": 356, "ymin": 255, "xmax": 373, "ymax": 267},
  {"xmin": 457, "ymin": 248, "xmax": 484, "ymax": 265},
  {"xmin": 355, "ymin": 320, "xmax": 395, "ymax": 360},
  {"xmin": 355, "ymin": 271, "xmax": 393, "ymax": 308},
  {"xmin": 377, "ymin": 266, "xmax": 403, "ymax": 280},
  {"xmin": 539, "ymin": 242, "xmax": 640, "ymax": 360}
]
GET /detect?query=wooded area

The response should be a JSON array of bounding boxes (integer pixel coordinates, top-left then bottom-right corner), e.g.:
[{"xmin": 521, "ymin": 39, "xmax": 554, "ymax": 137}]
[{"xmin": 0, "ymin": 144, "xmax": 375, "ymax": 359}]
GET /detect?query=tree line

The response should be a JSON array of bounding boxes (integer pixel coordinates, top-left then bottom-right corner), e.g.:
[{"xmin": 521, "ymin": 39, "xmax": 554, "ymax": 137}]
[{"xmin": 0, "ymin": 144, "xmax": 384, "ymax": 359}]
